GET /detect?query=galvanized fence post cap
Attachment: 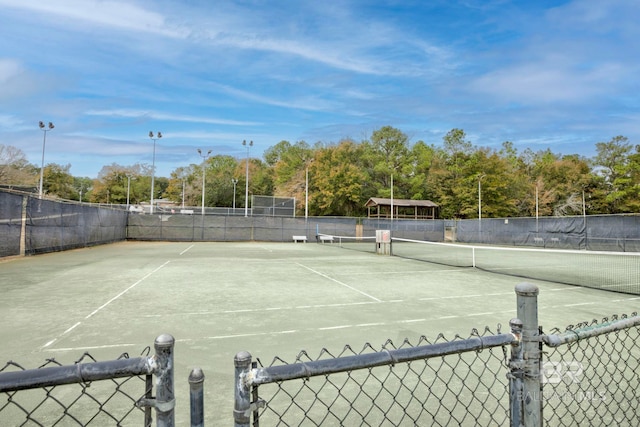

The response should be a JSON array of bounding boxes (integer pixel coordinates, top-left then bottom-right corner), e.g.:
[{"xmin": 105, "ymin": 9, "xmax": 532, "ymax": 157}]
[
  {"xmin": 234, "ymin": 351, "xmax": 252, "ymax": 366},
  {"xmin": 189, "ymin": 367, "xmax": 205, "ymax": 384},
  {"xmin": 509, "ymin": 318, "xmax": 523, "ymax": 330},
  {"xmin": 515, "ymin": 282, "xmax": 539, "ymax": 296},
  {"xmin": 154, "ymin": 334, "xmax": 175, "ymax": 349}
]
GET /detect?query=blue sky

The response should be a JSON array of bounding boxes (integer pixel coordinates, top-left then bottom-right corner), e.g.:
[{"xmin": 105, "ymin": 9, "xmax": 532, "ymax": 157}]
[{"xmin": 1, "ymin": 0, "xmax": 638, "ymax": 178}]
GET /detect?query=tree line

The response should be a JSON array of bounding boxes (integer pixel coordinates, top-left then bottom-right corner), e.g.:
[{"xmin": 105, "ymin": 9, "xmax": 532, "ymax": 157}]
[{"xmin": 1, "ymin": 127, "xmax": 638, "ymax": 218}]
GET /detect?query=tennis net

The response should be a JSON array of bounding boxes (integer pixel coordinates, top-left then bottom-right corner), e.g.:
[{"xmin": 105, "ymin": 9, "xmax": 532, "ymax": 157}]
[
  {"xmin": 391, "ymin": 238, "xmax": 640, "ymax": 295},
  {"xmin": 317, "ymin": 233, "xmax": 377, "ymax": 254}
]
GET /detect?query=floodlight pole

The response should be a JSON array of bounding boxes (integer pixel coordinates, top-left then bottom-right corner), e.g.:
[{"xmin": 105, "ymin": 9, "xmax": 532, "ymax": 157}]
[
  {"xmin": 126, "ymin": 175, "xmax": 132, "ymax": 210},
  {"xmin": 181, "ymin": 178, "xmax": 186, "ymax": 210},
  {"xmin": 38, "ymin": 121, "xmax": 54, "ymax": 199},
  {"xmin": 197, "ymin": 149, "xmax": 212, "ymax": 216},
  {"xmin": 243, "ymin": 140, "xmax": 253, "ymax": 217},
  {"xmin": 390, "ymin": 173, "xmax": 394, "ymax": 221},
  {"xmin": 535, "ymin": 183, "xmax": 539, "ymax": 233},
  {"xmin": 232, "ymin": 178, "xmax": 238, "ymax": 211},
  {"xmin": 478, "ymin": 173, "xmax": 486, "ymax": 232},
  {"xmin": 305, "ymin": 166, "xmax": 309, "ymax": 220},
  {"xmin": 149, "ymin": 131, "xmax": 162, "ymax": 214}
]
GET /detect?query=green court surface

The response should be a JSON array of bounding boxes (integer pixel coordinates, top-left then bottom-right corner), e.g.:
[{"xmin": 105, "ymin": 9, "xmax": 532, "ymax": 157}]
[{"xmin": 1, "ymin": 241, "xmax": 638, "ymax": 425}]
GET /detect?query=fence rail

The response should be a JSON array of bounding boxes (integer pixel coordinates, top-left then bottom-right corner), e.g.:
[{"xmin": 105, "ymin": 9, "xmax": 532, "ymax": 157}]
[
  {"xmin": 0, "ymin": 334, "xmax": 178, "ymax": 427},
  {"xmin": 2, "ymin": 284, "xmax": 639, "ymax": 426},
  {"xmin": 235, "ymin": 283, "xmax": 640, "ymax": 427}
]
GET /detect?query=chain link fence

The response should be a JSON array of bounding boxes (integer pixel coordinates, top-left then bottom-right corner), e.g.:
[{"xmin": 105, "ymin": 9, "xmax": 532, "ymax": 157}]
[
  {"xmin": 234, "ymin": 284, "xmax": 640, "ymax": 427},
  {"xmin": 0, "ymin": 190, "xmax": 128, "ymax": 258},
  {"xmin": 234, "ymin": 327, "xmax": 517, "ymax": 426},
  {"xmin": 542, "ymin": 313, "xmax": 640, "ymax": 426},
  {"xmin": 0, "ymin": 335, "xmax": 176, "ymax": 427}
]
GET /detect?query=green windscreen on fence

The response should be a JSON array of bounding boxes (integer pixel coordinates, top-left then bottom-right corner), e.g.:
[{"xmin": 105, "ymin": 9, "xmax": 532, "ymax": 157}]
[
  {"xmin": 0, "ymin": 191, "xmax": 23, "ymax": 257},
  {"xmin": 390, "ymin": 238, "xmax": 640, "ymax": 295}
]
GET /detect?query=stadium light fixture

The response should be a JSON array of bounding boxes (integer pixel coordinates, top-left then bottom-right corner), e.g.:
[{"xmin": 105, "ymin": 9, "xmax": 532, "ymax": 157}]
[
  {"xmin": 197, "ymin": 148, "xmax": 212, "ymax": 215},
  {"xmin": 38, "ymin": 121, "xmax": 54, "ymax": 199},
  {"xmin": 242, "ymin": 140, "xmax": 253, "ymax": 217},
  {"xmin": 149, "ymin": 131, "xmax": 162, "ymax": 214}
]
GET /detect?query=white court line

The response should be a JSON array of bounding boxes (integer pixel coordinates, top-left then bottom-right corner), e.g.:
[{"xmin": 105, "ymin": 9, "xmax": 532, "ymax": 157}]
[
  {"xmin": 180, "ymin": 245, "xmax": 195, "ymax": 255},
  {"xmin": 41, "ymin": 261, "xmax": 171, "ymax": 349},
  {"xmin": 295, "ymin": 262, "xmax": 382, "ymax": 302},
  {"xmin": 38, "ymin": 309, "xmax": 509, "ymax": 351},
  {"xmin": 556, "ymin": 302, "xmax": 595, "ymax": 308},
  {"xmin": 141, "ymin": 301, "xmax": 382, "ymax": 317},
  {"xmin": 86, "ymin": 261, "xmax": 171, "ymax": 319},
  {"xmin": 48, "ymin": 343, "xmax": 138, "ymax": 352}
]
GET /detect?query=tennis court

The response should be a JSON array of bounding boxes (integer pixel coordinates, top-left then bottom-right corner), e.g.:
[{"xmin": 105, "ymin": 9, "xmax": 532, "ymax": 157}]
[{"xmin": 1, "ymin": 240, "xmax": 639, "ymax": 425}]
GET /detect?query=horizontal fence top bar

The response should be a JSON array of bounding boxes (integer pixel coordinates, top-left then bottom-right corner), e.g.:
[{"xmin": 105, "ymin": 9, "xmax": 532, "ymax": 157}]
[
  {"xmin": 0, "ymin": 356, "xmax": 155, "ymax": 393},
  {"xmin": 248, "ymin": 333, "xmax": 517, "ymax": 386},
  {"xmin": 543, "ymin": 315, "xmax": 640, "ymax": 347}
]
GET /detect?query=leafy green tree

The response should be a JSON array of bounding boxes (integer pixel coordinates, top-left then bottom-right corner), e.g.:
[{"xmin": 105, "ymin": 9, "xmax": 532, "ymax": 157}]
[
  {"xmin": 203, "ymin": 155, "xmax": 239, "ymax": 207},
  {"xmin": 525, "ymin": 150, "xmax": 591, "ymax": 216},
  {"xmin": 593, "ymin": 136, "xmax": 635, "ymax": 213},
  {"xmin": 42, "ymin": 163, "xmax": 75, "ymax": 199},
  {"xmin": 312, "ymin": 139, "xmax": 367, "ymax": 216},
  {"xmin": 72, "ymin": 177, "xmax": 93, "ymax": 202},
  {"xmin": 408, "ymin": 141, "xmax": 436, "ymax": 200},
  {"xmin": 166, "ymin": 166, "xmax": 197, "ymax": 207},
  {"xmin": 264, "ymin": 140, "xmax": 314, "ymax": 213},
  {"xmin": 0, "ymin": 144, "xmax": 36, "ymax": 186},
  {"xmin": 362, "ymin": 126, "xmax": 412, "ymax": 199},
  {"xmin": 233, "ymin": 157, "xmax": 273, "ymax": 209},
  {"xmin": 426, "ymin": 129, "xmax": 478, "ymax": 218},
  {"xmin": 90, "ymin": 164, "xmax": 148, "ymax": 205}
]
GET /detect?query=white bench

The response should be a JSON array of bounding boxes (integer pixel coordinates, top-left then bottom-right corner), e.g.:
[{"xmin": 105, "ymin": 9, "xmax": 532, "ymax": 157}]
[
  {"xmin": 292, "ymin": 235, "xmax": 307, "ymax": 243},
  {"xmin": 319, "ymin": 235, "xmax": 334, "ymax": 243},
  {"xmin": 533, "ymin": 237, "xmax": 544, "ymax": 245}
]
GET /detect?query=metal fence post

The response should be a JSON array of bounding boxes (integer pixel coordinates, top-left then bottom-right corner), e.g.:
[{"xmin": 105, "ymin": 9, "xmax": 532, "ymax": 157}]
[
  {"xmin": 189, "ymin": 368, "xmax": 205, "ymax": 427},
  {"xmin": 508, "ymin": 317, "xmax": 523, "ymax": 427},
  {"xmin": 234, "ymin": 351, "xmax": 252, "ymax": 427},
  {"xmin": 515, "ymin": 283, "xmax": 541, "ymax": 427},
  {"xmin": 155, "ymin": 334, "xmax": 175, "ymax": 427}
]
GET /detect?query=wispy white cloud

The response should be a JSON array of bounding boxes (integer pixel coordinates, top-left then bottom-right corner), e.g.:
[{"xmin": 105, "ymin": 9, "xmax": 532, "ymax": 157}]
[
  {"xmin": 207, "ymin": 83, "xmax": 339, "ymax": 112},
  {"xmin": 0, "ymin": 114, "xmax": 23, "ymax": 129},
  {"xmin": 469, "ymin": 61, "xmax": 628, "ymax": 104},
  {"xmin": 0, "ymin": 59, "xmax": 21, "ymax": 83},
  {"xmin": 0, "ymin": 0, "xmax": 188, "ymax": 38},
  {"xmin": 85, "ymin": 109, "xmax": 260, "ymax": 127}
]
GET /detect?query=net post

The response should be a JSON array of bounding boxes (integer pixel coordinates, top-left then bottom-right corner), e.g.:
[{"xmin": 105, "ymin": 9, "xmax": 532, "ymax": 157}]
[
  {"xmin": 376, "ymin": 230, "xmax": 391, "ymax": 255},
  {"xmin": 515, "ymin": 283, "xmax": 542, "ymax": 427},
  {"xmin": 234, "ymin": 351, "xmax": 253, "ymax": 427}
]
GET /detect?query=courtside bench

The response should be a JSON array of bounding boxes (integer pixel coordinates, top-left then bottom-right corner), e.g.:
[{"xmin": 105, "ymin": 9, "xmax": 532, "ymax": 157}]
[
  {"xmin": 318, "ymin": 235, "xmax": 334, "ymax": 243},
  {"xmin": 292, "ymin": 235, "xmax": 307, "ymax": 243}
]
